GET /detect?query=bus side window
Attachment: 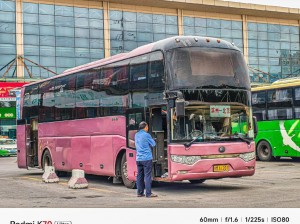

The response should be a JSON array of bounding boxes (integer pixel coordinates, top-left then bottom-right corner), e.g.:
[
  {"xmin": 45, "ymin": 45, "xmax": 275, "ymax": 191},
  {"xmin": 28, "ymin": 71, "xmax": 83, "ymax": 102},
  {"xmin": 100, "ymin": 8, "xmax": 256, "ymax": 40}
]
[
  {"xmin": 76, "ymin": 70, "xmax": 100, "ymax": 119},
  {"xmin": 23, "ymin": 84, "xmax": 39, "ymax": 122},
  {"xmin": 294, "ymin": 88, "xmax": 300, "ymax": 118},
  {"xmin": 39, "ymin": 80, "xmax": 55, "ymax": 123},
  {"xmin": 252, "ymin": 91, "xmax": 267, "ymax": 121},
  {"xmin": 102, "ymin": 60, "xmax": 129, "ymax": 95},
  {"xmin": 268, "ymin": 89, "xmax": 292, "ymax": 103},
  {"xmin": 130, "ymin": 55, "xmax": 149, "ymax": 91},
  {"xmin": 149, "ymin": 51, "xmax": 164, "ymax": 92},
  {"xmin": 54, "ymin": 75, "xmax": 76, "ymax": 121},
  {"xmin": 267, "ymin": 88, "xmax": 293, "ymax": 120},
  {"xmin": 127, "ymin": 112, "xmax": 143, "ymax": 149}
]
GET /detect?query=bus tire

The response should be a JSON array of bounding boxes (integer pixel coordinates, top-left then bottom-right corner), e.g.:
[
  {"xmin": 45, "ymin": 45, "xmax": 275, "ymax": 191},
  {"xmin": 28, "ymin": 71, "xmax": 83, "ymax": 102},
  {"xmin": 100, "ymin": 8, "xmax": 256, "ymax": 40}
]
[
  {"xmin": 189, "ymin": 179, "xmax": 206, "ymax": 184},
  {"xmin": 42, "ymin": 149, "xmax": 52, "ymax": 169},
  {"xmin": 292, "ymin": 157, "xmax": 300, "ymax": 162},
  {"xmin": 121, "ymin": 153, "xmax": 136, "ymax": 189},
  {"xmin": 256, "ymin": 140, "xmax": 273, "ymax": 161}
]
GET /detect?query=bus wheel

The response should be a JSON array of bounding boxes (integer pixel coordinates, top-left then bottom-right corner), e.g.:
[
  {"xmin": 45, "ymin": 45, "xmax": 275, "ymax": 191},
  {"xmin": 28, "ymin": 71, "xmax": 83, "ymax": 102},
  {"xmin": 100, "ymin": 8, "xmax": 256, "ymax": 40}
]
[
  {"xmin": 257, "ymin": 141, "xmax": 273, "ymax": 161},
  {"xmin": 121, "ymin": 154, "xmax": 136, "ymax": 189},
  {"xmin": 189, "ymin": 179, "xmax": 206, "ymax": 184},
  {"xmin": 42, "ymin": 150, "xmax": 52, "ymax": 169}
]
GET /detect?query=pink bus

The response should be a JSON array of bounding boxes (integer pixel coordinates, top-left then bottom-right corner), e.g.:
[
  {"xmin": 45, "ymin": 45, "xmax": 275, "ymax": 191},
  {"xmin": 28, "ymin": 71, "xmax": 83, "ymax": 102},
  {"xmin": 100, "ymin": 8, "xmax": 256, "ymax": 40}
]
[{"xmin": 17, "ymin": 36, "xmax": 256, "ymax": 188}]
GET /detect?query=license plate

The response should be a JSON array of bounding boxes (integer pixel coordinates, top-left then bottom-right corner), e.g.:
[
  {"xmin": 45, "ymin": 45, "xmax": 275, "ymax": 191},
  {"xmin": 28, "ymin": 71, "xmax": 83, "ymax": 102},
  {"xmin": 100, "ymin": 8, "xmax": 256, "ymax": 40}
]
[{"xmin": 213, "ymin": 164, "xmax": 229, "ymax": 172}]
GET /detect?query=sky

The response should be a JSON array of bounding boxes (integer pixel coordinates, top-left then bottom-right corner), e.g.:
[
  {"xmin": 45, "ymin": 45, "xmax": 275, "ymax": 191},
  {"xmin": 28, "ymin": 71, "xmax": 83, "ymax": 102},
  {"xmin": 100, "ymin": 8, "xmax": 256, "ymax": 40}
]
[{"xmin": 222, "ymin": 0, "xmax": 300, "ymax": 9}]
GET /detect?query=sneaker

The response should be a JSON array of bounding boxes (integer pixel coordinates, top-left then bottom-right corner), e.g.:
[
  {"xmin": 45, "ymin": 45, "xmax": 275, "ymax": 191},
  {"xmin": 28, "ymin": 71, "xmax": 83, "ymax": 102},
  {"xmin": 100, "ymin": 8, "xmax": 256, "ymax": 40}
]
[
  {"xmin": 146, "ymin": 193, "xmax": 158, "ymax": 198},
  {"xmin": 137, "ymin": 194, "xmax": 145, "ymax": 197}
]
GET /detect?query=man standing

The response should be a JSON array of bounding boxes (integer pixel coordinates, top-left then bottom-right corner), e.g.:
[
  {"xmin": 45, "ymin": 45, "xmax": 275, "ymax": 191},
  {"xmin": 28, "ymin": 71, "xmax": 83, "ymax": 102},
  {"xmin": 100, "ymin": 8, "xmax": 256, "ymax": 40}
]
[{"xmin": 135, "ymin": 121, "xmax": 158, "ymax": 198}]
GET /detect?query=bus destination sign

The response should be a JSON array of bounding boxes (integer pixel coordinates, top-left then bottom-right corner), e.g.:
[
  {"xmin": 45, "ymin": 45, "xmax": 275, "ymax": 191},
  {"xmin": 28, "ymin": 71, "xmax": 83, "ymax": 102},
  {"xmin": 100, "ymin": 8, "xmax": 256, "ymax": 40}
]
[{"xmin": 210, "ymin": 105, "xmax": 231, "ymax": 118}]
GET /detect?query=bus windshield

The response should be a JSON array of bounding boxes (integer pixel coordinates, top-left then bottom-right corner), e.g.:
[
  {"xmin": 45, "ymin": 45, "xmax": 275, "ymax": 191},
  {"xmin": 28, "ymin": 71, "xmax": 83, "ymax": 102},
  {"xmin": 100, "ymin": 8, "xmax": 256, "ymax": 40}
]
[
  {"xmin": 171, "ymin": 104, "xmax": 254, "ymax": 143},
  {"xmin": 166, "ymin": 47, "xmax": 250, "ymax": 90}
]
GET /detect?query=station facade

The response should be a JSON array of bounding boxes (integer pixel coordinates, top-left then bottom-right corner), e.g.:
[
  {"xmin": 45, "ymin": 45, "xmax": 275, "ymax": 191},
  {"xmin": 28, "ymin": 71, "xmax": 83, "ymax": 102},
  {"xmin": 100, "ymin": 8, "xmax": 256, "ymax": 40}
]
[
  {"xmin": 1, "ymin": 0, "xmax": 300, "ymax": 83},
  {"xmin": 0, "ymin": 0, "xmax": 299, "ymax": 138}
]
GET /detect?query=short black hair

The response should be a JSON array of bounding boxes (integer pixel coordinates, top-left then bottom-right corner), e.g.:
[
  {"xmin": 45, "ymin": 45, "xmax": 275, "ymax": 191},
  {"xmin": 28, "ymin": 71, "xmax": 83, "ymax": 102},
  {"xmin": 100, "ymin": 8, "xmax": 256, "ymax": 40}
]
[{"xmin": 138, "ymin": 121, "xmax": 148, "ymax": 130}]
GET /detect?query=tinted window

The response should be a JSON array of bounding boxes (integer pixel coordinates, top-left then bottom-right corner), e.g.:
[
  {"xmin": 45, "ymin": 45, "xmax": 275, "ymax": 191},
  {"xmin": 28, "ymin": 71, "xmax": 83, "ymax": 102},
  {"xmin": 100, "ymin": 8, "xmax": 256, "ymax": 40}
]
[
  {"xmin": 54, "ymin": 75, "xmax": 76, "ymax": 121},
  {"xmin": 295, "ymin": 88, "xmax": 300, "ymax": 101},
  {"xmin": 295, "ymin": 107, "xmax": 300, "ymax": 119},
  {"xmin": 267, "ymin": 89, "xmax": 292, "ymax": 102},
  {"xmin": 39, "ymin": 80, "xmax": 55, "ymax": 122},
  {"xmin": 76, "ymin": 70, "xmax": 100, "ymax": 119},
  {"xmin": 98, "ymin": 93, "xmax": 128, "ymax": 116},
  {"xmin": 253, "ymin": 109, "xmax": 267, "ymax": 121},
  {"xmin": 166, "ymin": 47, "xmax": 249, "ymax": 89},
  {"xmin": 293, "ymin": 87, "xmax": 300, "ymax": 107},
  {"xmin": 127, "ymin": 112, "xmax": 143, "ymax": 149},
  {"xmin": 23, "ymin": 84, "xmax": 39, "ymax": 121},
  {"xmin": 101, "ymin": 60, "xmax": 129, "ymax": 95},
  {"xmin": 130, "ymin": 55, "xmax": 148, "ymax": 91},
  {"xmin": 268, "ymin": 108, "xmax": 293, "ymax": 120},
  {"xmin": 99, "ymin": 61, "xmax": 129, "ymax": 116},
  {"xmin": 149, "ymin": 51, "xmax": 164, "ymax": 92},
  {"xmin": 252, "ymin": 91, "xmax": 266, "ymax": 104}
]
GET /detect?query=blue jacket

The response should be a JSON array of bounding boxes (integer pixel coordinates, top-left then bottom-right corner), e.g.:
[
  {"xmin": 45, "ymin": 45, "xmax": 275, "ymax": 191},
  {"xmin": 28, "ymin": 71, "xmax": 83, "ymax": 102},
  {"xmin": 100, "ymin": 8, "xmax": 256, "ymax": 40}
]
[{"xmin": 135, "ymin": 130, "xmax": 156, "ymax": 161}]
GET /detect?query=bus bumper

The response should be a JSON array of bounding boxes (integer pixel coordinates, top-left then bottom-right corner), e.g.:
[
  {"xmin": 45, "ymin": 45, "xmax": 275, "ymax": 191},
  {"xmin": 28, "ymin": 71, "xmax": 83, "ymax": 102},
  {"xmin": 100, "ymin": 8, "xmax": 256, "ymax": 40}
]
[{"xmin": 170, "ymin": 158, "xmax": 255, "ymax": 181}]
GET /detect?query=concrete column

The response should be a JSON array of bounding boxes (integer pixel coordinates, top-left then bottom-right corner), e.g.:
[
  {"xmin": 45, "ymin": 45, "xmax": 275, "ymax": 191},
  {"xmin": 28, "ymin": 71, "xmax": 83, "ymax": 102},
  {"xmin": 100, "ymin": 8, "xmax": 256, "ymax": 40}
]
[
  {"xmin": 16, "ymin": 0, "xmax": 24, "ymax": 78},
  {"xmin": 242, "ymin": 14, "xmax": 249, "ymax": 64},
  {"xmin": 177, "ymin": 9, "xmax": 183, "ymax": 36},
  {"xmin": 103, "ymin": 1, "xmax": 110, "ymax": 58}
]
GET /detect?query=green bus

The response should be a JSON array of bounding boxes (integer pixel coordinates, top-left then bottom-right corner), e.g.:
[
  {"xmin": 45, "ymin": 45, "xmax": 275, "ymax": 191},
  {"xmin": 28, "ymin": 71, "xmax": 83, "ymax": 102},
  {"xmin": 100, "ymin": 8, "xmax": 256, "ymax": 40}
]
[{"xmin": 252, "ymin": 78, "xmax": 300, "ymax": 161}]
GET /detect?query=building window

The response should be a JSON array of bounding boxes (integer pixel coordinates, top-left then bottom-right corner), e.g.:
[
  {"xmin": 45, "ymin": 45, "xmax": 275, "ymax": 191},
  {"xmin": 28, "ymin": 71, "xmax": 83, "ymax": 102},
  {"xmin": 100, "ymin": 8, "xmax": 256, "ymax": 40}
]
[
  {"xmin": 110, "ymin": 10, "xmax": 178, "ymax": 55},
  {"xmin": 248, "ymin": 22, "xmax": 300, "ymax": 83},
  {"xmin": 0, "ymin": 0, "xmax": 16, "ymax": 78},
  {"xmin": 23, "ymin": 2, "xmax": 104, "ymax": 79},
  {"xmin": 183, "ymin": 17, "xmax": 243, "ymax": 51}
]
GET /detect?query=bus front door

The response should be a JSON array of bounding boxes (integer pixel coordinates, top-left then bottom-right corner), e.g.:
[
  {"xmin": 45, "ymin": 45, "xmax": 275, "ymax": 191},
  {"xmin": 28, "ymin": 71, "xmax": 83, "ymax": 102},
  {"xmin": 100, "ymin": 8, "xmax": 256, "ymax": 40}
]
[
  {"xmin": 17, "ymin": 119, "xmax": 38, "ymax": 168},
  {"xmin": 125, "ymin": 108, "xmax": 146, "ymax": 181},
  {"xmin": 28, "ymin": 119, "xmax": 38, "ymax": 167},
  {"xmin": 17, "ymin": 120, "xmax": 28, "ymax": 168}
]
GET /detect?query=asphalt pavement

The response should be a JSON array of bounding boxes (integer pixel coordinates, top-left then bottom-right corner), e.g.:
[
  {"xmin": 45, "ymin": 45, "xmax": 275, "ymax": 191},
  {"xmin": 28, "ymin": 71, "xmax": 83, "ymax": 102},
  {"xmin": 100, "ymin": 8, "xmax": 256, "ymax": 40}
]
[{"xmin": 0, "ymin": 156, "xmax": 299, "ymax": 208}]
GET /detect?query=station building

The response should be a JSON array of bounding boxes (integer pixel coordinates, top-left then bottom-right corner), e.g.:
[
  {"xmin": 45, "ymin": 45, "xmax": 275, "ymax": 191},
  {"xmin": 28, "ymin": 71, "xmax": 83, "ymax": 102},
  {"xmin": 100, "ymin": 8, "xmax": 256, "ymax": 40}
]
[{"xmin": 0, "ymin": 0, "xmax": 300, "ymax": 136}]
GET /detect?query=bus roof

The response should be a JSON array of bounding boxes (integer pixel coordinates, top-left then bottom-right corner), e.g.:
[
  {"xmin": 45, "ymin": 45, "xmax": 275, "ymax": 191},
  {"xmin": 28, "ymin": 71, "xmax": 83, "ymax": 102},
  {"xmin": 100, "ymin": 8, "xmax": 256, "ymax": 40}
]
[
  {"xmin": 252, "ymin": 77, "xmax": 300, "ymax": 92},
  {"xmin": 23, "ymin": 36, "xmax": 240, "ymax": 88}
]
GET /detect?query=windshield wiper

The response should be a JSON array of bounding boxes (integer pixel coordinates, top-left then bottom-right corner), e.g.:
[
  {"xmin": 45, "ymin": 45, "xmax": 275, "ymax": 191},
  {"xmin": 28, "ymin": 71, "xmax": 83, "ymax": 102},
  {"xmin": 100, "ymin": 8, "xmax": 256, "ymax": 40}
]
[
  {"xmin": 184, "ymin": 138, "xmax": 198, "ymax": 148},
  {"xmin": 231, "ymin": 134, "xmax": 252, "ymax": 145},
  {"xmin": 205, "ymin": 134, "xmax": 252, "ymax": 145},
  {"xmin": 184, "ymin": 133, "xmax": 203, "ymax": 148}
]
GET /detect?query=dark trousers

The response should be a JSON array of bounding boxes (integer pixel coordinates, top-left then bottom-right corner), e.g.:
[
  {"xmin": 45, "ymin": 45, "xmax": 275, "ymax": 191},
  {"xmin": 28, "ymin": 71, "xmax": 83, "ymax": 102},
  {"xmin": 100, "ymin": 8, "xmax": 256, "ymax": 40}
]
[{"xmin": 136, "ymin": 159, "xmax": 152, "ymax": 197}]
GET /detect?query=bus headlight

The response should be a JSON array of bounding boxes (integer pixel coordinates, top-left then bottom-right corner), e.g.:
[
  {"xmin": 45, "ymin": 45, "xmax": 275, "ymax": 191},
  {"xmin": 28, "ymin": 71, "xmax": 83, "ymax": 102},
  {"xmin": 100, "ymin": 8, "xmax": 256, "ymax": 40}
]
[
  {"xmin": 171, "ymin": 155, "xmax": 202, "ymax": 165},
  {"xmin": 239, "ymin": 152, "xmax": 255, "ymax": 162}
]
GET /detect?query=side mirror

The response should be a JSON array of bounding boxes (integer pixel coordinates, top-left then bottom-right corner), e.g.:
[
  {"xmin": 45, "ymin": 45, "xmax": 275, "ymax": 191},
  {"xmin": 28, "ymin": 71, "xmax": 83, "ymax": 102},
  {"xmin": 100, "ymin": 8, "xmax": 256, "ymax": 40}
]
[
  {"xmin": 175, "ymin": 98, "xmax": 185, "ymax": 117},
  {"xmin": 253, "ymin": 116, "xmax": 258, "ymax": 138}
]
